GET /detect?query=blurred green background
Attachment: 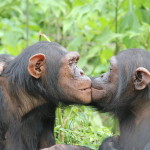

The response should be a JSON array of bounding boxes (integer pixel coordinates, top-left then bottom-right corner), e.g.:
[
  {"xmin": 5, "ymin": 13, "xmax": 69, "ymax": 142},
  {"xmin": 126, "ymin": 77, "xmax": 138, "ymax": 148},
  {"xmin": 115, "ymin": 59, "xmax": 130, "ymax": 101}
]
[{"xmin": 0, "ymin": 0, "xmax": 150, "ymax": 149}]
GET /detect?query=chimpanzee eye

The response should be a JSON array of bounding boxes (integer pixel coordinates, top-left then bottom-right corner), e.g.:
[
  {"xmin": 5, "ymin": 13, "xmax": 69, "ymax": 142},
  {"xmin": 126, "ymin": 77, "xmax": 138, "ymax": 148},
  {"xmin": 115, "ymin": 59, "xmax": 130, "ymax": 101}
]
[
  {"xmin": 110, "ymin": 67, "xmax": 112, "ymax": 72},
  {"xmin": 74, "ymin": 61, "xmax": 77, "ymax": 64},
  {"xmin": 69, "ymin": 61, "xmax": 74, "ymax": 65}
]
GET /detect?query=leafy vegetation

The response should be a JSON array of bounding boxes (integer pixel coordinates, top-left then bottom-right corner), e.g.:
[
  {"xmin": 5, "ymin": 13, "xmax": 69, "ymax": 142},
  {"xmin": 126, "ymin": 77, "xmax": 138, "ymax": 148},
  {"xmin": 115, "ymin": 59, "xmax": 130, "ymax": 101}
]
[{"xmin": 0, "ymin": 0, "xmax": 150, "ymax": 149}]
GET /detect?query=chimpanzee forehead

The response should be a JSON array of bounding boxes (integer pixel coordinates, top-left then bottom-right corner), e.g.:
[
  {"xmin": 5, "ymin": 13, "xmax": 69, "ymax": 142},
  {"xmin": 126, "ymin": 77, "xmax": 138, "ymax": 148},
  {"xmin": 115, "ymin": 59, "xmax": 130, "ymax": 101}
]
[{"xmin": 64, "ymin": 52, "xmax": 80, "ymax": 61}]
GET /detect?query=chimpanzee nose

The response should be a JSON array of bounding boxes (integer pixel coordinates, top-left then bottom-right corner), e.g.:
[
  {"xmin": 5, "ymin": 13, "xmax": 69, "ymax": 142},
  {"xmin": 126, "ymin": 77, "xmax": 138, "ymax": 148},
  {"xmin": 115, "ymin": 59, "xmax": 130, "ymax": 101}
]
[
  {"xmin": 79, "ymin": 68, "xmax": 84, "ymax": 76},
  {"xmin": 92, "ymin": 78, "xmax": 100, "ymax": 86},
  {"xmin": 100, "ymin": 74, "xmax": 104, "ymax": 78},
  {"xmin": 92, "ymin": 77, "xmax": 103, "ymax": 90}
]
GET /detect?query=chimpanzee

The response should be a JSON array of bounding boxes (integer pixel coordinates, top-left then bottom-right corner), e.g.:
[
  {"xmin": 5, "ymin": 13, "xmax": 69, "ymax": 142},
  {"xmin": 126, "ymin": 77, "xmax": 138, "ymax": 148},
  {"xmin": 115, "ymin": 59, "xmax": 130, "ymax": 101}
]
[
  {"xmin": 0, "ymin": 54, "xmax": 14, "ymax": 74},
  {"xmin": 0, "ymin": 41, "xmax": 92, "ymax": 150},
  {"xmin": 91, "ymin": 49, "xmax": 150, "ymax": 150}
]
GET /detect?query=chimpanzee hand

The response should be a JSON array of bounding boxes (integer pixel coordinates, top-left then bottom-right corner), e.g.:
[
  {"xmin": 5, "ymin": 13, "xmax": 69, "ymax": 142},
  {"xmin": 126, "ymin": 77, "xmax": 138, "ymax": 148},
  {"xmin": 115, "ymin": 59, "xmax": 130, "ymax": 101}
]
[
  {"xmin": 41, "ymin": 144, "xmax": 92, "ymax": 150},
  {"xmin": 99, "ymin": 136, "xmax": 121, "ymax": 150}
]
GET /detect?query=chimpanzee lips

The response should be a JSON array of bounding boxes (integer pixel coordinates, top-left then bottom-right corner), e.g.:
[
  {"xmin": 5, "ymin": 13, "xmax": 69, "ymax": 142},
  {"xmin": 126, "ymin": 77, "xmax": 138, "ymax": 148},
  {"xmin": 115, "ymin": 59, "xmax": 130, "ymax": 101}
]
[
  {"xmin": 92, "ymin": 86, "xmax": 103, "ymax": 90},
  {"xmin": 91, "ymin": 87, "xmax": 106, "ymax": 101},
  {"xmin": 79, "ymin": 87, "xmax": 91, "ymax": 92}
]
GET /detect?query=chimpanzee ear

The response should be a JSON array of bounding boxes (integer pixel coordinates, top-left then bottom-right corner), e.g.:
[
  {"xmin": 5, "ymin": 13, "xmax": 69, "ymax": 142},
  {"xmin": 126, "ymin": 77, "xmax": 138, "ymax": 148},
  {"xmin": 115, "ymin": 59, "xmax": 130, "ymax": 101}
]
[
  {"xmin": 28, "ymin": 53, "xmax": 46, "ymax": 79},
  {"xmin": 134, "ymin": 67, "xmax": 150, "ymax": 90},
  {"xmin": 0, "ymin": 62, "xmax": 5, "ymax": 75}
]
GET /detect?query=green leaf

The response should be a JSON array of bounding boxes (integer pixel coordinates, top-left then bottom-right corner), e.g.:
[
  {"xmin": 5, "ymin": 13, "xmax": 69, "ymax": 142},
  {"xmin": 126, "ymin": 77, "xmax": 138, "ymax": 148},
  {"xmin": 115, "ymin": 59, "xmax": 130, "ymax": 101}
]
[
  {"xmin": 63, "ymin": 18, "xmax": 74, "ymax": 33},
  {"xmin": 67, "ymin": 35, "xmax": 83, "ymax": 51},
  {"xmin": 95, "ymin": 29, "xmax": 122, "ymax": 45}
]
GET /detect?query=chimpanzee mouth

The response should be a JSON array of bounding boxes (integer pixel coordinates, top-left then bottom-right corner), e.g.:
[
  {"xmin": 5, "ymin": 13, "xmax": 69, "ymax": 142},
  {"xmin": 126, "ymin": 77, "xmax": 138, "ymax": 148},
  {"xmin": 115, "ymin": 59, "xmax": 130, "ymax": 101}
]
[
  {"xmin": 91, "ymin": 86, "xmax": 103, "ymax": 91},
  {"xmin": 79, "ymin": 87, "xmax": 91, "ymax": 92},
  {"xmin": 92, "ymin": 82, "xmax": 104, "ymax": 90}
]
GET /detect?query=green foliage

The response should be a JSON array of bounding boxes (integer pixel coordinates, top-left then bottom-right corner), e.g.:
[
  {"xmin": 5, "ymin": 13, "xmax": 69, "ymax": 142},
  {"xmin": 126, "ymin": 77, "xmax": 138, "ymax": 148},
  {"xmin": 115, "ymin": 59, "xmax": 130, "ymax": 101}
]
[
  {"xmin": 55, "ymin": 106, "xmax": 113, "ymax": 149},
  {"xmin": 0, "ymin": 0, "xmax": 150, "ymax": 149}
]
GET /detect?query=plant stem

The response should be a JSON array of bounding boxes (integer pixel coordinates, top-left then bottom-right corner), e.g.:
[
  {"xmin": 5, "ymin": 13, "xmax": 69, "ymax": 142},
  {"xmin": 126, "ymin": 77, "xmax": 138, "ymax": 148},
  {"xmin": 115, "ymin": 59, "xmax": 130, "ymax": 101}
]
[
  {"xmin": 26, "ymin": 0, "xmax": 29, "ymax": 46},
  {"xmin": 57, "ymin": 107, "xmax": 64, "ymax": 142},
  {"xmin": 115, "ymin": 0, "xmax": 119, "ymax": 54}
]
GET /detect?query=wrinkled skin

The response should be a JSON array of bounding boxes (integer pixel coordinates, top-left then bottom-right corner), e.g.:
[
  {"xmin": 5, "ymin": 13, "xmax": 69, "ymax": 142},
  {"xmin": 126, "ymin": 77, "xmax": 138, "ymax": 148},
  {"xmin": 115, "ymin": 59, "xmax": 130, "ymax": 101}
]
[
  {"xmin": 92, "ymin": 56, "xmax": 118, "ymax": 104},
  {"xmin": 58, "ymin": 52, "xmax": 91, "ymax": 104}
]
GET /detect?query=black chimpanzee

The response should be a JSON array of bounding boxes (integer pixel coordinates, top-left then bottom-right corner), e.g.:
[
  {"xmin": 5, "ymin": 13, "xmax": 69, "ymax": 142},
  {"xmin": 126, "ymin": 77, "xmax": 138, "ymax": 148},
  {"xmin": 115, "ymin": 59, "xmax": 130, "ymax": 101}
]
[
  {"xmin": 0, "ymin": 41, "xmax": 92, "ymax": 150},
  {"xmin": 92, "ymin": 49, "xmax": 150, "ymax": 150}
]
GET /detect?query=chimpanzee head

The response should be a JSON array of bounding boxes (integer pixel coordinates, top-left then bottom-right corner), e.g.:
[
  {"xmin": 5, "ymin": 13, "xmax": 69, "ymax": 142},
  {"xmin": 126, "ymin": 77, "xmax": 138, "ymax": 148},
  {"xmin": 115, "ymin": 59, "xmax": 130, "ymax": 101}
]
[
  {"xmin": 4, "ymin": 41, "xmax": 91, "ymax": 105},
  {"xmin": 92, "ymin": 49, "xmax": 150, "ymax": 112}
]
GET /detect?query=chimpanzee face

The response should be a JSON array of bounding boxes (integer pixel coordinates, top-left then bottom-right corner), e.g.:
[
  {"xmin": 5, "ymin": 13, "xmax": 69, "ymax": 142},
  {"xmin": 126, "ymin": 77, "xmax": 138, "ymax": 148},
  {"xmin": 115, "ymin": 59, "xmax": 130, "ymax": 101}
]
[
  {"xmin": 91, "ymin": 56, "xmax": 118, "ymax": 102},
  {"xmin": 92, "ymin": 52, "xmax": 150, "ymax": 103},
  {"xmin": 27, "ymin": 51, "xmax": 92, "ymax": 104},
  {"xmin": 58, "ymin": 52, "xmax": 92, "ymax": 104}
]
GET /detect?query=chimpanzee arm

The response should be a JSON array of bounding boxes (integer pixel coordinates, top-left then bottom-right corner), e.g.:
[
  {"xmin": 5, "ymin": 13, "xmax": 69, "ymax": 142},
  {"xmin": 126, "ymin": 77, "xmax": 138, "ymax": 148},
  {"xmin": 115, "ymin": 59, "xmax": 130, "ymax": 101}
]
[
  {"xmin": 0, "ymin": 141, "xmax": 5, "ymax": 150},
  {"xmin": 99, "ymin": 136, "xmax": 123, "ymax": 150},
  {"xmin": 4, "ymin": 105, "xmax": 56, "ymax": 150},
  {"xmin": 41, "ymin": 144, "xmax": 92, "ymax": 150},
  {"xmin": 39, "ymin": 122, "xmax": 55, "ymax": 148},
  {"xmin": 39, "ymin": 104, "xmax": 57, "ymax": 149}
]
